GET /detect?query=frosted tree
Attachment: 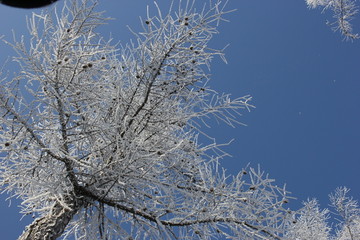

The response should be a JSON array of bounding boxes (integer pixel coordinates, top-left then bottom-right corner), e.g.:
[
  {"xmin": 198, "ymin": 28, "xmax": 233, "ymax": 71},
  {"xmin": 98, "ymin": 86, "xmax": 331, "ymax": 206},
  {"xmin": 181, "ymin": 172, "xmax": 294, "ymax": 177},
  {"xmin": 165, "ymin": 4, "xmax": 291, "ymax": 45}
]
[
  {"xmin": 330, "ymin": 187, "xmax": 360, "ymax": 240},
  {"xmin": 284, "ymin": 199, "xmax": 331, "ymax": 240},
  {"xmin": 284, "ymin": 187, "xmax": 360, "ymax": 240},
  {"xmin": 1, "ymin": 0, "xmax": 359, "ymax": 239},
  {"xmin": 0, "ymin": 0, "xmax": 294, "ymax": 239},
  {"xmin": 305, "ymin": 0, "xmax": 359, "ymax": 40},
  {"xmin": 283, "ymin": 187, "xmax": 360, "ymax": 240}
]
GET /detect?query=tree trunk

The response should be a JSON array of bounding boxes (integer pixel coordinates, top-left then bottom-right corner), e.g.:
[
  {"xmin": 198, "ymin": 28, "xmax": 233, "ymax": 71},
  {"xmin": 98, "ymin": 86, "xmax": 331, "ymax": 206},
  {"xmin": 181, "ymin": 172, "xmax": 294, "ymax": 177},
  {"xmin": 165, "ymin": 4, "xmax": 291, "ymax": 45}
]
[{"xmin": 18, "ymin": 194, "xmax": 83, "ymax": 240}]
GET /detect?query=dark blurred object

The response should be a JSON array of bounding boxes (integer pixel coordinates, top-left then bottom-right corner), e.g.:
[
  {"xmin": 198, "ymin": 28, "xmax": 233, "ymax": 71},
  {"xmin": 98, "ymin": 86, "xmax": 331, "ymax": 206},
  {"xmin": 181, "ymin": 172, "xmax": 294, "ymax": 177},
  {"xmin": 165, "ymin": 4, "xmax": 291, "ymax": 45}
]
[{"xmin": 0, "ymin": 0, "xmax": 59, "ymax": 8}]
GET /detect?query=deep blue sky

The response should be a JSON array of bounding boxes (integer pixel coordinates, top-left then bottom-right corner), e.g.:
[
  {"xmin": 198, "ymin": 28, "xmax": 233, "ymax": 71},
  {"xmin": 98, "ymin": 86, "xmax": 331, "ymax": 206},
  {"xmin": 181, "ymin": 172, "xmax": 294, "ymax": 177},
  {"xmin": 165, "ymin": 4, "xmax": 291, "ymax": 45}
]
[{"xmin": 0, "ymin": 0, "xmax": 359, "ymax": 238}]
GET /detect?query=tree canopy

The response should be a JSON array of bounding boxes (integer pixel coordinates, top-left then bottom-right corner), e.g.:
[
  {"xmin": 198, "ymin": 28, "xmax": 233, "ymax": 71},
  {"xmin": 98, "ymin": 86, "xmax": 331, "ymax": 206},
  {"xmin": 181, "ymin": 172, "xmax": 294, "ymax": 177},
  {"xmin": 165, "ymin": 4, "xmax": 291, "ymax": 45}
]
[{"xmin": 0, "ymin": 0, "xmax": 359, "ymax": 239}]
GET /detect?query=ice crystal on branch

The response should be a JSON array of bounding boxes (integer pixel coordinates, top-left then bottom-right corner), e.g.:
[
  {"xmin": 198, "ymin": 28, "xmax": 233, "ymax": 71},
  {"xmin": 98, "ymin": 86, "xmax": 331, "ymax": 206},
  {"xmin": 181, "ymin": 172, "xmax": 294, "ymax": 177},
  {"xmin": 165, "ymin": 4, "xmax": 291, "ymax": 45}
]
[
  {"xmin": 306, "ymin": 0, "xmax": 329, "ymax": 8},
  {"xmin": 330, "ymin": 187, "xmax": 360, "ymax": 240},
  {"xmin": 305, "ymin": 0, "xmax": 359, "ymax": 40},
  {"xmin": 285, "ymin": 199, "xmax": 331, "ymax": 239}
]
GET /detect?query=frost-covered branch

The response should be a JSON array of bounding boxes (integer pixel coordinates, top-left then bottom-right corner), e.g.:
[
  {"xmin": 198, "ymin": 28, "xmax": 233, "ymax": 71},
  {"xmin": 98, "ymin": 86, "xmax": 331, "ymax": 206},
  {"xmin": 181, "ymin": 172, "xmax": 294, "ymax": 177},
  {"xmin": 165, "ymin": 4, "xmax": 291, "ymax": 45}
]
[
  {"xmin": 0, "ymin": 0, "xmax": 292, "ymax": 239},
  {"xmin": 330, "ymin": 187, "xmax": 360, "ymax": 240},
  {"xmin": 305, "ymin": 0, "xmax": 359, "ymax": 40},
  {"xmin": 284, "ymin": 188, "xmax": 360, "ymax": 240}
]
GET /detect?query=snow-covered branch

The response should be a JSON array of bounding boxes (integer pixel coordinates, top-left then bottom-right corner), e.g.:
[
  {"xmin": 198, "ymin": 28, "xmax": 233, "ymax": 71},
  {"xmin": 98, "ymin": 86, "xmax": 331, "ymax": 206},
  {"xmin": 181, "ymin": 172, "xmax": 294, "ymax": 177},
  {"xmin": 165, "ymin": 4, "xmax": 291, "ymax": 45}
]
[{"xmin": 306, "ymin": 0, "xmax": 359, "ymax": 40}]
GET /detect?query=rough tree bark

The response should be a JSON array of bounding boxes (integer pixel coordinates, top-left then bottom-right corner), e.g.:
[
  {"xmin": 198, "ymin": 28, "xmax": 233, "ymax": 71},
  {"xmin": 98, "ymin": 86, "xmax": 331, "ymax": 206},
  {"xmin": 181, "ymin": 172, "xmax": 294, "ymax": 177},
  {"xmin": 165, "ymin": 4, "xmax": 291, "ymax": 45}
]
[{"xmin": 18, "ymin": 193, "xmax": 83, "ymax": 240}]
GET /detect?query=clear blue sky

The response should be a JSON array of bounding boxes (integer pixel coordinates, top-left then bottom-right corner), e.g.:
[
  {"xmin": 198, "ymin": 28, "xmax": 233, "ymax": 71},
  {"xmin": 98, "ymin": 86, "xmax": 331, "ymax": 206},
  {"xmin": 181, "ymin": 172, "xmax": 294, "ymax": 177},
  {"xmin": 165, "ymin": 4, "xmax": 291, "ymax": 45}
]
[{"xmin": 0, "ymin": 0, "xmax": 359, "ymax": 238}]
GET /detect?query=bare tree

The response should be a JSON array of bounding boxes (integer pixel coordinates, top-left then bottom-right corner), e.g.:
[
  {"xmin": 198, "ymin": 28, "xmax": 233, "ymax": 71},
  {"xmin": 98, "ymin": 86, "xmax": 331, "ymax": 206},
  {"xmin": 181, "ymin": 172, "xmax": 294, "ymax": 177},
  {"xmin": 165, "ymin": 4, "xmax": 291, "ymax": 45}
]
[
  {"xmin": 0, "ymin": 0, "xmax": 293, "ymax": 239},
  {"xmin": 305, "ymin": 0, "xmax": 359, "ymax": 40}
]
